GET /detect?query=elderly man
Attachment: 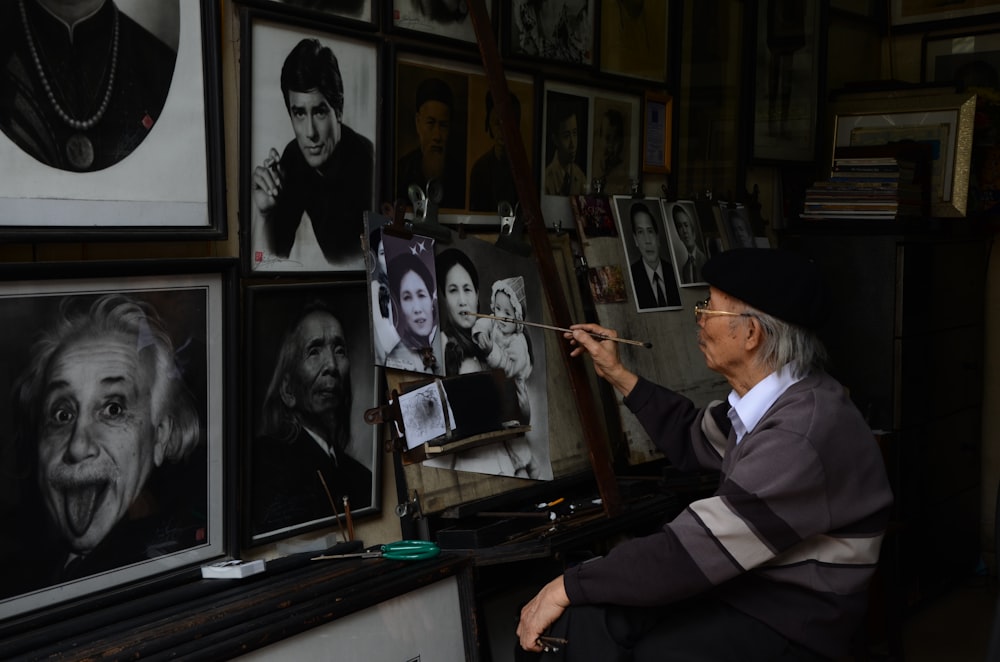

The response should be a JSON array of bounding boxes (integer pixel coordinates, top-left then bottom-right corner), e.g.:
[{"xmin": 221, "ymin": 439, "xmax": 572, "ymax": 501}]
[
  {"xmin": 9, "ymin": 294, "xmax": 203, "ymax": 588},
  {"xmin": 253, "ymin": 38, "xmax": 375, "ymax": 268},
  {"xmin": 517, "ymin": 249, "xmax": 893, "ymax": 661},
  {"xmin": 251, "ymin": 301, "xmax": 372, "ymax": 537},
  {"xmin": 0, "ymin": 0, "xmax": 177, "ymax": 171},
  {"xmin": 396, "ymin": 76, "xmax": 465, "ymax": 209}
]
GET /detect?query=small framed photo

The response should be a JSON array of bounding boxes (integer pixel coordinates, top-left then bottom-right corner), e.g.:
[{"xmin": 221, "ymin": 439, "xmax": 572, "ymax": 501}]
[
  {"xmin": 0, "ymin": 0, "xmax": 227, "ymax": 240},
  {"xmin": 891, "ymin": 0, "xmax": 1000, "ymax": 28},
  {"xmin": 238, "ymin": 0, "xmax": 377, "ymax": 28},
  {"xmin": 830, "ymin": 92, "xmax": 976, "ymax": 216},
  {"xmin": 923, "ymin": 28, "xmax": 1000, "ymax": 84},
  {"xmin": 240, "ymin": 8, "xmax": 380, "ymax": 274},
  {"xmin": 715, "ymin": 201, "xmax": 757, "ymax": 250},
  {"xmin": 598, "ymin": 0, "xmax": 669, "ymax": 82},
  {"xmin": 541, "ymin": 81, "xmax": 640, "ymax": 228},
  {"xmin": 0, "ymin": 258, "xmax": 236, "ymax": 621},
  {"xmin": 750, "ymin": 0, "xmax": 825, "ymax": 163},
  {"xmin": 642, "ymin": 90, "xmax": 672, "ymax": 174},
  {"xmin": 243, "ymin": 281, "xmax": 380, "ymax": 547},
  {"xmin": 661, "ymin": 199, "xmax": 709, "ymax": 287},
  {"xmin": 390, "ymin": 0, "xmax": 494, "ymax": 45},
  {"xmin": 611, "ymin": 195, "xmax": 682, "ymax": 313},
  {"xmin": 393, "ymin": 51, "xmax": 536, "ymax": 225},
  {"xmin": 505, "ymin": 0, "xmax": 595, "ymax": 66}
]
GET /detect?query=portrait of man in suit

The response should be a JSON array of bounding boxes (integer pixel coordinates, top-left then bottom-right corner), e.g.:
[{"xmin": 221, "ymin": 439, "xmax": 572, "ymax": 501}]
[
  {"xmin": 665, "ymin": 200, "xmax": 709, "ymax": 286},
  {"xmin": 620, "ymin": 199, "xmax": 680, "ymax": 311}
]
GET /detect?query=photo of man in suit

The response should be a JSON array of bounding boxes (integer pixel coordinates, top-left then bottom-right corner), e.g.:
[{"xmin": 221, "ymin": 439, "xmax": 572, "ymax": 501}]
[
  {"xmin": 667, "ymin": 201, "xmax": 710, "ymax": 286},
  {"xmin": 623, "ymin": 200, "xmax": 680, "ymax": 311}
]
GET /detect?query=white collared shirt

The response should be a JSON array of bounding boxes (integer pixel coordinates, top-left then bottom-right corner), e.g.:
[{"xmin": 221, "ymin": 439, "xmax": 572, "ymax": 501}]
[{"xmin": 727, "ymin": 362, "xmax": 803, "ymax": 445}]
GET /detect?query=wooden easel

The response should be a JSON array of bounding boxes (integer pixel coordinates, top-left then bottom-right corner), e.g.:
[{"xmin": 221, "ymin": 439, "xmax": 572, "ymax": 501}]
[{"xmin": 466, "ymin": 1, "xmax": 622, "ymax": 516}]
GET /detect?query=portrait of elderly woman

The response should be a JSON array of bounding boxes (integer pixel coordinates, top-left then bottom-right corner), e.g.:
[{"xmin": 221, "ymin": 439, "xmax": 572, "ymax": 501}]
[{"xmin": 0, "ymin": 292, "xmax": 208, "ymax": 599}]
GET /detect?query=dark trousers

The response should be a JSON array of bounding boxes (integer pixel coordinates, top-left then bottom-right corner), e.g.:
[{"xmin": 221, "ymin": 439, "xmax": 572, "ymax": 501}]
[{"xmin": 515, "ymin": 597, "xmax": 829, "ymax": 662}]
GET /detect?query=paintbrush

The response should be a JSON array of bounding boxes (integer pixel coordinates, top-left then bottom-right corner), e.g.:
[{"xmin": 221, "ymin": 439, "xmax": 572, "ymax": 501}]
[{"xmin": 463, "ymin": 312, "xmax": 652, "ymax": 349}]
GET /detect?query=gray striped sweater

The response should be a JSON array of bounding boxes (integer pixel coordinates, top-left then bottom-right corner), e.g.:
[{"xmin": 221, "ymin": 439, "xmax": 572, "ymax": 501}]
[{"xmin": 563, "ymin": 371, "xmax": 893, "ymax": 658}]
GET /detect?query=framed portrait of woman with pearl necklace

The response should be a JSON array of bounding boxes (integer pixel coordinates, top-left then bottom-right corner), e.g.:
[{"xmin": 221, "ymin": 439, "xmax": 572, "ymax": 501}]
[{"xmin": 0, "ymin": 0, "xmax": 226, "ymax": 240}]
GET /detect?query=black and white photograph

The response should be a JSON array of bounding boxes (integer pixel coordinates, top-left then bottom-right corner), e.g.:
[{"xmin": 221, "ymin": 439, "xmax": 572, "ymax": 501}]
[
  {"xmin": 0, "ymin": 0, "xmax": 225, "ymax": 238},
  {"xmin": 242, "ymin": 13, "xmax": 378, "ymax": 274},
  {"xmin": 541, "ymin": 81, "xmax": 639, "ymax": 229},
  {"xmin": 718, "ymin": 202, "xmax": 756, "ymax": 249},
  {"xmin": 423, "ymin": 236, "xmax": 552, "ymax": 480},
  {"xmin": 0, "ymin": 262, "xmax": 231, "ymax": 620},
  {"xmin": 661, "ymin": 199, "xmax": 709, "ymax": 287},
  {"xmin": 244, "ymin": 281, "xmax": 379, "ymax": 546},
  {"xmin": 508, "ymin": 0, "xmax": 594, "ymax": 66},
  {"xmin": 611, "ymin": 195, "xmax": 682, "ymax": 313},
  {"xmin": 381, "ymin": 232, "xmax": 445, "ymax": 375},
  {"xmin": 391, "ymin": 0, "xmax": 491, "ymax": 44}
]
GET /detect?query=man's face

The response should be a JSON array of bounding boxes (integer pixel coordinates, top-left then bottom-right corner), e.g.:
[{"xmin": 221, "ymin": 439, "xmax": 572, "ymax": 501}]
[
  {"xmin": 415, "ymin": 100, "xmax": 451, "ymax": 178},
  {"xmin": 288, "ymin": 89, "xmax": 341, "ymax": 170},
  {"xmin": 553, "ymin": 114, "xmax": 578, "ymax": 166},
  {"xmin": 632, "ymin": 211, "xmax": 660, "ymax": 267},
  {"xmin": 600, "ymin": 116, "xmax": 622, "ymax": 163},
  {"xmin": 37, "ymin": 334, "xmax": 159, "ymax": 555},
  {"xmin": 674, "ymin": 208, "xmax": 697, "ymax": 250},
  {"xmin": 696, "ymin": 288, "xmax": 748, "ymax": 377},
  {"xmin": 284, "ymin": 312, "xmax": 351, "ymax": 430}
]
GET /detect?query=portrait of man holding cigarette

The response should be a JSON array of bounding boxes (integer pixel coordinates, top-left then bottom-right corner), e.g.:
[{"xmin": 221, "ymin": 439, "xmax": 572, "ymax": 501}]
[{"xmin": 252, "ymin": 37, "xmax": 375, "ymax": 271}]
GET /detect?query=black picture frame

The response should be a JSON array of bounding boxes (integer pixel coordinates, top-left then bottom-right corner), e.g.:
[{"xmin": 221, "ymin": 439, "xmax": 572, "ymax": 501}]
[
  {"xmin": 243, "ymin": 280, "xmax": 381, "ymax": 547},
  {"xmin": 0, "ymin": 0, "xmax": 227, "ymax": 240},
  {"xmin": 236, "ymin": 0, "xmax": 378, "ymax": 30},
  {"xmin": 891, "ymin": 0, "xmax": 1000, "ymax": 29},
  {"xmin": 610, "ymin": 194, "xmax": 683, "ymax": 313},
  {"xmin": 239, "ymin": 7, "xmax": 381, "ymax": 275},
  {"xmin": 391, "ymin": 49, "xmax": 537, "ymax": 226},
  {"xmin": 0, "ymin": 257, "xmax": 237, "ymax": 624},
  {"xmin": 749, "ymin": 0, "xmax": 826, "ymax": 164},
  {"xmin": 389, "ymin": 0, "xmax": 495, "ymax": 46},
  {"xmin": 923, "ymin": 28, "xmax": 1000, "ymax": 84},
  {"xmin": 504, "ymin": 0, "xmax": 595, "ymax": 67},
  {"xmin": 541, "ymin": 80, "xmax": 641, "ymax": 228}
]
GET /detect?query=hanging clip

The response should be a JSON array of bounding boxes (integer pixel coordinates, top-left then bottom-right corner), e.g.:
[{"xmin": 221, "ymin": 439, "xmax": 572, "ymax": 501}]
[
  {"xmin": 408, "ymin": 180, "xmax": 451, "ymax": 243},
  {"xmin": 494, "ymin": 200, "xmax": 532, "ymax": 257}
]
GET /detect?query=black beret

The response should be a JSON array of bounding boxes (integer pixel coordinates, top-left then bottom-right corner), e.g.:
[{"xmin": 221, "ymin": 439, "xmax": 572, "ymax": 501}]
[
  {"xmin": 701, "ymin": 248, "xmax": 829, "ymax": 328},
  {"xmin": 415, "ymin": 78, "xmax": 454, "ymax": 113}
]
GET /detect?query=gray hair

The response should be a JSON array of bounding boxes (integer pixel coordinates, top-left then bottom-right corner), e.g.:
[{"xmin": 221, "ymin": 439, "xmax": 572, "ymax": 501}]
[{"xmin": 740, "ymin": 305, "xmax": 827, "ymax": 377}]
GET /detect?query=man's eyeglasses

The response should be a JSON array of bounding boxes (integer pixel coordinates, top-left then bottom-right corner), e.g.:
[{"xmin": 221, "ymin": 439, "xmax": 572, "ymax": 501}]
[{"xmin": 694, "ymin": 298, "xmax": 752, "ymax": 323}]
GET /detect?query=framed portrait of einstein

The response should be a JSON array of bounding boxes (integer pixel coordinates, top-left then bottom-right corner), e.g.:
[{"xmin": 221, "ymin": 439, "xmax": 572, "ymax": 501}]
[
  {"xmin": 0, "ymin": 258, "xmax": 236, "ymax": 622},
  {"xmin": 243, "ymin": 280, "xmax": 380, "ymax": 547},
  {"xmin": 0, "ymin": 0, "xmax": 227, "ymax": 240}
]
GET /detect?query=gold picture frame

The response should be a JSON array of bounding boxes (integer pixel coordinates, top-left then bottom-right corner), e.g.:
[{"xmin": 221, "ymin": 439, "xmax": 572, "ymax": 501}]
[{"xmin": 829, "ymin": 92, "xmax": 976, "ymax": 217}]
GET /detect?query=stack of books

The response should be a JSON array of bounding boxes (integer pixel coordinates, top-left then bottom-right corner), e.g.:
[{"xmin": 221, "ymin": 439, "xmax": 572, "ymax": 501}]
[{"xmin": 800, "ymin": 143, "xmax": 930, "ymax": 221}]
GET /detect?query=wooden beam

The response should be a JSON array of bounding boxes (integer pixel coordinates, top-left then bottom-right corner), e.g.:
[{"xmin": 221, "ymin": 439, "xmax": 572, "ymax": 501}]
[{"xmin": 466, "ymin": 1, "xmax": 622, "ymax": 516}]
